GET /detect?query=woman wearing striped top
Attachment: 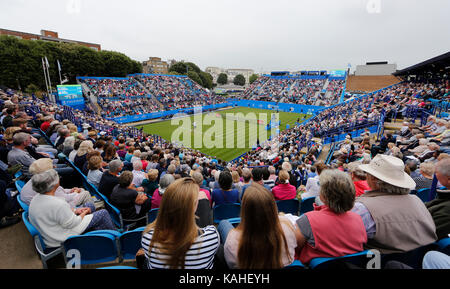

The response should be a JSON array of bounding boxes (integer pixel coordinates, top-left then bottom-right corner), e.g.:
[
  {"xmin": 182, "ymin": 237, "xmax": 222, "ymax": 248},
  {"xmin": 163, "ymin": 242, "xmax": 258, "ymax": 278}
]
[{"xmin": 141, "ymin": 177, "xmax": 220, "ymax": 269}]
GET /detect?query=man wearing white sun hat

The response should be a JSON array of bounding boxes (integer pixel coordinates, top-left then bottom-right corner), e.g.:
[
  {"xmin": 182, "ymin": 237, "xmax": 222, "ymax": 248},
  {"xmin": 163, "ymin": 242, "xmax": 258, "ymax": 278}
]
[{"xmin": 351, "ymin": 154, "xmax": 437, "ymax": 254}]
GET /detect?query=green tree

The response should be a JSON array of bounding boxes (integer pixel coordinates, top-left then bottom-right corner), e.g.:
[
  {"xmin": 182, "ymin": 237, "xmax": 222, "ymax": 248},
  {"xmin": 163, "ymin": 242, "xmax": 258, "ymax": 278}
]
[
  {"xmin": 169, "ymin": 62, "xmax": 188, "ymax": 75},
  {"xmin": 187, "ymin": 71, "xmax": 203, "ymax": 87},
  {"xmin": 199, "ymin": 71, "xmax": 213, "ymax": 89},
  {"xmin": 217, "ymin": 73, "xmax": 228, "ymax": 85},
  {"xmin": 233, "ymin": 74, "xmax": 246, "ymax": 86},
  {"xmin": 249, "ymin": 74, "xmax": 259, "ymax": 84}
]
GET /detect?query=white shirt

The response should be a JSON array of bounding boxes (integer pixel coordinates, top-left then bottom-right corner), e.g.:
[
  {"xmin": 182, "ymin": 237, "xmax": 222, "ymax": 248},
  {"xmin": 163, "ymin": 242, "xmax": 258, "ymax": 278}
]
[
  {"xmin": 132, "ymin": 170, "xmax": 146, "ymax": 187},
  {"xmin": 303, "ymin": 175, "xmax": 320, "ymax": 199},
  {"xmin": 29, "ymin": 194, "xmax": 93, "ymax": 248}
]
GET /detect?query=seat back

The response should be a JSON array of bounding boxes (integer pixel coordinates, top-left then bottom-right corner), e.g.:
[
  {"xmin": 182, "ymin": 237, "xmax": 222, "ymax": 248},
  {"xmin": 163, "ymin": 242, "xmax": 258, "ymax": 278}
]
[
  {"xmin": 276, "ymin": 199, "xmax": 300, "ymax": 216},
  {"xmin": 17, "ymin": 193, "xmax": 29, "ymax": 211},
  {"xmin": 300, "ymin": 197, "xmax": 316, "ymax": 215},
  {"xmin": 63, "ymin": 233, "xmax": 120, "ymax": 265},
  {"xmin": 103, "ymin": 199, "xmax": 123, "ymax": 229},
  {"xmin": 309, "ymin": 250, "xmax": 374, "ymax": 269},
  {"xmin": 213, "ymin": 203, "xmax": 241, "ymax": 224},
  {"xmin": 15, "ymin": 180, "xmax": 25, "ymax": 192},
  {"xmin": 119, "ymin": 227, "xmax": 145, "ymax": 260},
  {"xmin": 147, "ymin": 208, "xmax": 159, "ymax": 224},
  {"xmin": 415, "ymin": 188, "xmax": 432, "ymax": 202},
  {"xmin": 381, "ymin": 244, "xmax": 436, "ymax": 269},
  {"xmin": 435, "ymin": 237, "xmax": 450, "ymax": 255},
  {"xmin": 22, "ymin": 211, "xmax": 50, "ymax": 256}
]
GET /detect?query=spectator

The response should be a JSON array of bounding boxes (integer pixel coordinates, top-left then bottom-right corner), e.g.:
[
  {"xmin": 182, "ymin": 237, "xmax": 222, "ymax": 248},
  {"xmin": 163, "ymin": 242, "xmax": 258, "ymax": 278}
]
[
  {"xmin": 272, "ymin": 170, "xmax": 297, "ymax": 200},
  {"xmin": 347, "ymin": 162, "xmax": 371, "ymax": 197},
  {"xmin": 220, "ymin": 183, "xmax": 297, "ymax": 269},
  {"xmin": 21, "ymin": 158, "xmax": 93, "ymax": 207},
  {"xmin": 151, "ymin": 174, "xmax": 175, "ymax": 209},
  {"xmin": 296, "ymin": 169, "xmax": 367, "ymax": 264},
  {"xmin": 29, "ymin": 169, "xmax": 115, "ymax": 249},
  {"xmin": 426, "ymin": 158, "xmax": 450, "ymax": 240},
  {"xmin": 87, "ymin": 156, "xmax": 104, "ymax": 188},
  {"xmin": 110, "ymin": 171, "xmax": 151, "ymax": 222},
  {"xmin": 98, "ymin": 159, "xmax": 123, "ymax": 199},
  {"xmin": 74, "ymin": 140, "xmax": 94, "ymax": 171},
  {"xmin": 413, "ymin": 162, "xmax": 435, "ymax": 190},
  {"xmin": 140, "ymin": 177, "xmax": 220, "ymax": 269},
  {"xmin": 354, "ymin": 154, "xmax": 437, "ymax": 254},
  {"xmin": 212, "ymin": 171, "xmax": 240, "ymax": 206},
  {"xmin": 132, "ymin": 160, "xmax": 147, "ymax": 187},
  {"xmin": 141, "ymin": 169, "xmax": 159, "ymax": 197},
  {"xmin": 302, "ymin": 162, "xmax": 328, "ymax": 200}
]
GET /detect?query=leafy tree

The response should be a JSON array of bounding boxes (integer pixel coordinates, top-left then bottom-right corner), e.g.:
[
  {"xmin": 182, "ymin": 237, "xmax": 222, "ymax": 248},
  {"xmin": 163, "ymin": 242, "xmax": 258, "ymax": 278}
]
[
  {"xmin": 249, "ymin": 74, "xmax": 259, "ymax": 84},
  {"xmin": 217, "ymin": 73, "xmax": 228, "ymax": 85},
  {"xmin": 199, "ymin": 71, "xmax": 213, "ymax": 89},
  {"xmin": 0, "ymin": 35, "xmax": 142, "ymax": 90},
  {"xmin": 233, "ymin": 74, "xmax": 246, "ymax": 86},
  {"xmin": 187, "ymin": 71, "xmax": 203, "ymax": 87},
  {"xmin": 169, "ymin": 62, "xmax": 188, "ymax": 75}
]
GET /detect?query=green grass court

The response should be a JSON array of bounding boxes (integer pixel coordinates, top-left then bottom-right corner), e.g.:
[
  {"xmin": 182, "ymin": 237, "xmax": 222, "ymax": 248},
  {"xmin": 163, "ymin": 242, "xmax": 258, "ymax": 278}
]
[{"xmin": 136, "ymin": 107, "xmax": 311, "ymax": 161}]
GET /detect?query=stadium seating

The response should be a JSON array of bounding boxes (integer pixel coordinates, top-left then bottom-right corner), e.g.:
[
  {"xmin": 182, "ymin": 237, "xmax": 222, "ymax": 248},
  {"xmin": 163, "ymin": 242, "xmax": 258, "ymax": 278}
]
[
  {"xmin": 119, "ymin": 227, "xmax": 145, "ymax": 260},
  {"xmin": 276, "ymin": 199, "xmax": 300, "ymax": 215},
  {"xmin": 22, "ymin": 211, "xmax": 63, "ymax": 269},
  {"xmin": 213, "ymin": 203, "xmax": 241, "ymax": 224},
  {"xmin": 300, "ymin": 197, "xmax": 316, "ymax": 215},
  {"xmin": 309, "ymin": 250, "xmax": 375, "ymax": 269},
  {"xmin": 63, "ymin": 231, "xmax": 122, "ymax": 266}
]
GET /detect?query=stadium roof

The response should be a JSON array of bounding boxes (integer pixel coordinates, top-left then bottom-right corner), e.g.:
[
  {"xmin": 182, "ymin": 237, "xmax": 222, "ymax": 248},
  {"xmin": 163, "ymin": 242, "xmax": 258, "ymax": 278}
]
[{"xmin": 393, "ymin": 51, "xmax": 450, "ymax": 76}]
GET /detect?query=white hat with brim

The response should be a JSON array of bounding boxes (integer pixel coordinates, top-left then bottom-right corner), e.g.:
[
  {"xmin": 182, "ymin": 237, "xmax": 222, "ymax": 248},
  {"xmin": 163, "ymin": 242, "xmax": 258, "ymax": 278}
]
[{"xmin": 359, "ymin": 154, "xmax": 416, "ymax": 189}]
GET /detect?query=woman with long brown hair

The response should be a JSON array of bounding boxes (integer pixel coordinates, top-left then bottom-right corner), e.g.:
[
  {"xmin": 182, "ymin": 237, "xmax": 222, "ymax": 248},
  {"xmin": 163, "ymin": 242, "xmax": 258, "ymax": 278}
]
[
  {"xmin": 141, "ymin": 177, "xmax": 219, "ymax": 269},
  {"xmin": 221, "ymin": 183, "xmax": 298, "ymax": 269}
]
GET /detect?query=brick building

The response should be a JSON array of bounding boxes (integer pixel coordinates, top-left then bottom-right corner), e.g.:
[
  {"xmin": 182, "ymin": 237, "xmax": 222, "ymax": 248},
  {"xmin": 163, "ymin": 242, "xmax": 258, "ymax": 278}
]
[
  {"xmin": 0, "ymin": 28, "xmax": 101, "ymax": 51},
  {"xmin": 142, "ymin": 57, "xmax": 170, "ymax": 74}
]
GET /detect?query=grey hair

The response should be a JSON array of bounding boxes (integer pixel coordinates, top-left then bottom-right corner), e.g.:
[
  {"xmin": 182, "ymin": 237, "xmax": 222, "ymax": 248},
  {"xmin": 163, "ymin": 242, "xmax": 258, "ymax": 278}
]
[
  {"xmin": 436, "ymin": 158, "xmax": 450, "ymax": 177},
  {"xmin": 133, "ymin": 160, "xmax": 143, "ymax": 171},
  {"xmin": 12, "ymin": 132, "xmax": 30, "ymax": 146},
  {"xmin": 159, "ymin": 173, "xmax": 175, "ymax": 189},
  {"xmin": 268, "ymin": 166, "xmax": 276, "ymax": 174},
  {"xmin": 31, "ymin": 169, "xmax": 59, "ymax": 194},
  {"xmin": 109, "ymin": 159, "xmax": 123, "ymax": 173},
  {"xmin": 63, "ymin": 136, "xmax": 75, "ymax": 148},
  {"xmin": 419, "ymin": 162, "xmax": 435, "ymax": 176},
  {"xmin": 282, "ymin": 161, "xmax": 292, "ymax": 171},
  {"xmin": 368, "ymin": 174, "xmax": 410, "ymax": 195},
  {"xmin": 347, "ymin": 162, "xmax": 367, "ymax": 180},
  {"xmin": 319, "ymin": 169, "xmax": 356, "ymax": 214}
]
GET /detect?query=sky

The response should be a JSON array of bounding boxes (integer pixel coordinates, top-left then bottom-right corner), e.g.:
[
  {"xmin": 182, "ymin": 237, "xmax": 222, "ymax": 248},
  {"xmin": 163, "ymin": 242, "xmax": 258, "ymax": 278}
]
[{"xmin": 1, "ymin": 0, "xmax": 449, "ymax": 74}]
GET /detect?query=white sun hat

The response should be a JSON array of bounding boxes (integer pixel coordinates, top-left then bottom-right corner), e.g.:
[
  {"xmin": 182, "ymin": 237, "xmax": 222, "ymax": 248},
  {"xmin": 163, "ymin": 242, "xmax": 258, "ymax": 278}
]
[{"xmin": 359, "ymin": 154, "xmax": 416, "ymax": 189}]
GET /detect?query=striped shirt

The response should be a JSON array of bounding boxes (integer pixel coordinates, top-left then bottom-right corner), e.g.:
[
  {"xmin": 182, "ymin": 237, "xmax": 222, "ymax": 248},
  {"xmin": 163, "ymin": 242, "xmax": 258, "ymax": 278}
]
[{"xmin": 141, "ymin": 225, "xmax": 220, "ymax": 269}]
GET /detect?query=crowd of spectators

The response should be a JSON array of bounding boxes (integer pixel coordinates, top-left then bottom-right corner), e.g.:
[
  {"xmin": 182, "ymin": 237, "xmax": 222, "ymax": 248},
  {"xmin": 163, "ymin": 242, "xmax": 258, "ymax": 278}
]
[
  {"xmin": 0, "ymin": 75, "xmax": 449, "ymax": 269},
  {"xmin": 242, "ymin": 77, "xmax": 345, "ymax": 106}
]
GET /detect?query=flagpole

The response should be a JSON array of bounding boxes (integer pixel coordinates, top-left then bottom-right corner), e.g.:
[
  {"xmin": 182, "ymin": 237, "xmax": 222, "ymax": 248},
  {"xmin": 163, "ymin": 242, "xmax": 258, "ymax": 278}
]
[
  {"xmin": 42, "ymin": 57, "xmax": 50, "ymax": 99},
  {"xmin": 45, "ymin": 56, "xmax": 54, "ymax": 103},
  {"xmin": 57, "ymin": 60, "xmax": 62, "ymax": 85}
]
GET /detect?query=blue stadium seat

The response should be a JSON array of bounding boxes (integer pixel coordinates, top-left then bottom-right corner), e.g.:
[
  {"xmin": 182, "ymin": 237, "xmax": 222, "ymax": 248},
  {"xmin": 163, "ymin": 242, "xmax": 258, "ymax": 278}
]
[
  {"xmin": 213, "ymin": 203, "xmax": 241, "ymax": 224},
  {"xmin": 435, "ymin": 238, "xmax": 450, "ymax": 255},
  {"xmin": 63, "ymin": 233, "xmax": 121, "ymax": 266},
  {"xmin": 309, "ymin": 250, "xmax": 375, "ymax": 269},
  {"xmin": 22, "ymin": 211, "xmax": 63, "ymax": 269},
  {"xmin": 17, "ymin": 194, "xmax": 29, "ymax": 211},
  {"xmin": 284, "ymin": 259, "xmax": 306, "ymax": 269},
  {"xmin": 119, "ymin": 227, "xmax": 145, "ymax": 260},
  {"xmin": 276, "ymin": 199, "xmax": 300, "ymax": 216},
  {"xmin": 15, "ymin": 180, "xmax": 25, "ymax": 193},
  {"xmin": 147, "ymin": 208, "xmax": 159, "ymax": 224},
  {"xmin": 412, "ymin": 188, "xmax": 432, "ymax": 202},
  {"xmin": 300, "ymin": 197, "xmax": 316, "ymax": 215}
]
